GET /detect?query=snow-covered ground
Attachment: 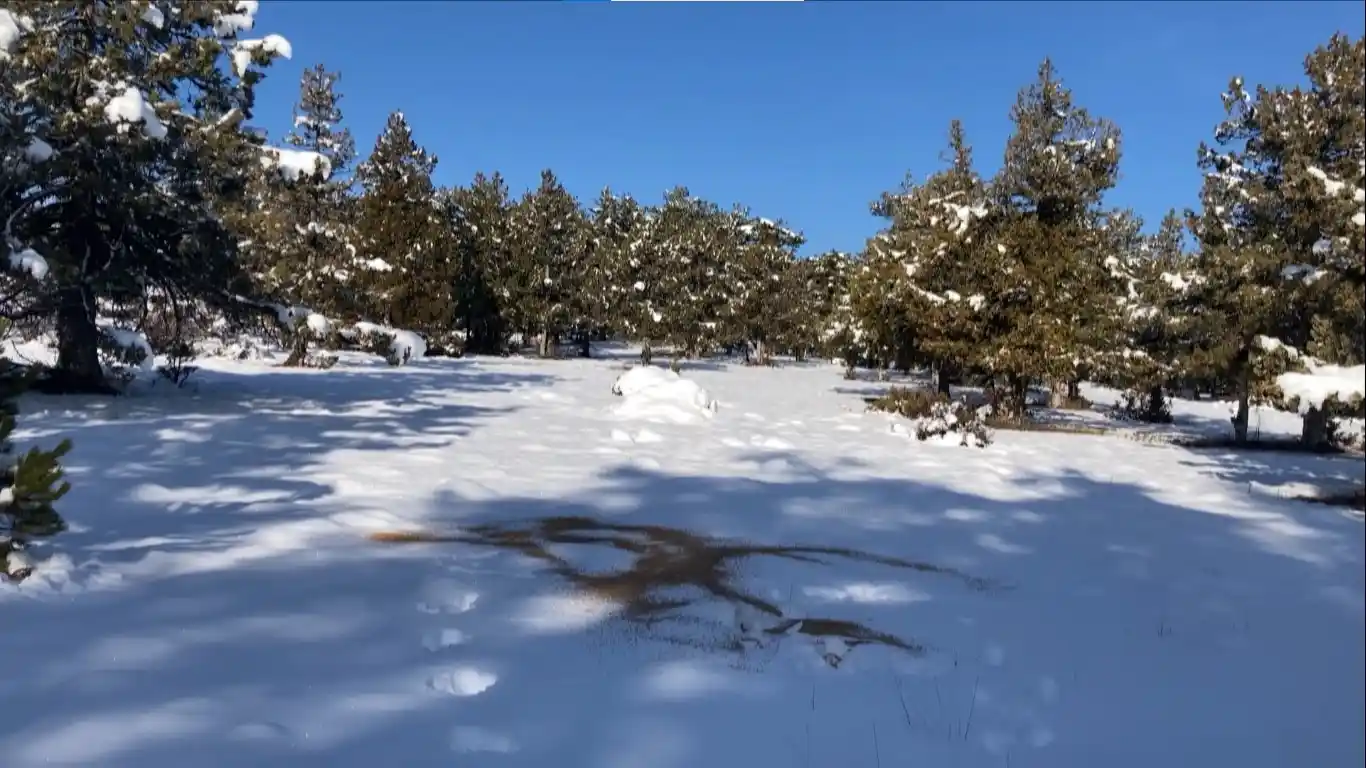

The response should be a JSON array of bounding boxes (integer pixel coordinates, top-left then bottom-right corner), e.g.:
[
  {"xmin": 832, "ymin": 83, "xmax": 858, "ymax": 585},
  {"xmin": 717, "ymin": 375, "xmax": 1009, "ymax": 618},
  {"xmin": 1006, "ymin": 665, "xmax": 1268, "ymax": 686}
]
[{"xmin": 2, "ymin": 348, "xmax": 1362, "ymax": 767}]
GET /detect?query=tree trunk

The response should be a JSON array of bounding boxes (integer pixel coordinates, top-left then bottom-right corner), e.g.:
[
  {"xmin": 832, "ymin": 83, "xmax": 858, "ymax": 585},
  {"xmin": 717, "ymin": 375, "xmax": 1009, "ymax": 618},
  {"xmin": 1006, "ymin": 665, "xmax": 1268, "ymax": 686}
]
[
  {"xmin": 578, "ymin": 333, "xmax": 591, "ymax": 359},
  {"xmin": 1301, "ymin": 406, "xmax": 1331, "ymax": 450},
  {"xmin": 282, "ymin": 328, "xmax": 310, "ymax": 367},
  {"xmin": 935, "ymin": 364, "xmax": 953, "ymax": 397},
  {"xmin": 1047, "ymin": 380, "xmax": 1071, "ymax": 408},
  {"xmin": 993, "ymin": 375, "xmax": 1029, "ymax": 423},
  {"xmin": 1231, "ymin": 352, "xmax": 1252, "ymax": 443},
  {"xmin": 1146, "ymin": 385, "xmax": 1167, "ymax": 420},
  {"xmin": 640, "ymin": 341, "xmax": 653, "ymax": 365},
  {"xmin": 538, "ymin": 323, "xmax": 553, "ymax": 358},
  {"xmin": 48, "ymin": 284, "xmax": 115, "ymax": 395}
]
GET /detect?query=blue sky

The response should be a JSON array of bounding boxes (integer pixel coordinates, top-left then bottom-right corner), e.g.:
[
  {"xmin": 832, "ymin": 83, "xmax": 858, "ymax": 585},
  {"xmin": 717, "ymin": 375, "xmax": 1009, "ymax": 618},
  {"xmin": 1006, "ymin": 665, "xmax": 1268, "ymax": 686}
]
[{"xmin": 252, "ymin": 0, "xmax": 1364, "ymax": 254}]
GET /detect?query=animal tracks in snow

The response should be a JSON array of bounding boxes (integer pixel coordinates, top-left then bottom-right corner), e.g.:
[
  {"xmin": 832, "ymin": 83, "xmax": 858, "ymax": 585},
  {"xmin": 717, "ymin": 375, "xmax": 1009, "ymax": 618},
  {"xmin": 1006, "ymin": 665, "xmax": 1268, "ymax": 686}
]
[
  {"xmin": 414, "ymin": 576, "xmax": 523, "ymax": 756},
  {"xmin": 427, "ymin": 666, "xmax": 499, "ymax": 697},
  {"xmin": 451, "ymin": 725, "xmax": 520, "ymax": 754},
  {"xmin": 422, "ymin": 627, "xmax": 468, "ymax": 651},
  {"xmin": 416, "ymin": 578, "xmax": 480, "ymax": 615}
]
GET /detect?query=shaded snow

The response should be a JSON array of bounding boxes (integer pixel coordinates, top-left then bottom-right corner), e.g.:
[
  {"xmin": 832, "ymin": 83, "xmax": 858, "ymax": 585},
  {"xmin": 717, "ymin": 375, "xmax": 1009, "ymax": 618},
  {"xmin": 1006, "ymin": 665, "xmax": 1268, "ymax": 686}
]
[
  {"xmin": 24, "ymin": 138, "xmax": 54, "ymax": 163},
  {"xmin": 141, "ymin": 4, "xmax": 165, "ymax": 29}
]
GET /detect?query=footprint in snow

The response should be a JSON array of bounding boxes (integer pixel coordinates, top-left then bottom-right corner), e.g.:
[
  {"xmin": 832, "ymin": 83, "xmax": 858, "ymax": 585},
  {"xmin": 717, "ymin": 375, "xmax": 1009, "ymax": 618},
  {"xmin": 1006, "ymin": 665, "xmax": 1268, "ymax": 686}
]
[
  {"xmin": 428, "ymin": 666, "xmax": 499, "ymax": 697},
  {"xmin": 610, "ymin": 428, "xmax": 665, "ymax": 445},
  {"xmin": 749, "ymin": 435, "xmax": 794, "ymax": 450},
  {"xmin": 423, "ymin": 628, "xmax": 468, "ymax": 651},
  {"xmin": 450, "ymin": 726, "xmax": 520, "ymax": 754},
  {"xmin": 417, "ymin": 579, "xmax": 481, "ymax": 615},
  {"xmin": 227, "ymin": 721, "xmax": 292, "ymax": 743}
]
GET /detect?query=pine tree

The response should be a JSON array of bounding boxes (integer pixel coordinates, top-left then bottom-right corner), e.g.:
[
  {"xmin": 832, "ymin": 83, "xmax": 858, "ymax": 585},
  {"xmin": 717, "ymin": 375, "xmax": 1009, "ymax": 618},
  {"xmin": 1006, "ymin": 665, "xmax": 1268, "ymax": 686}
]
[
  {"xmin": 504, "ymin": 170, "xmax": 590, "ymax": 358},
  {"xmin": 987, "ymin": 59, "xmax": 1124, "ymax": 416},
  {"xmin": 723, "ymin": 214, "xmax": 805, "ymax": 364},
  {"xmin": 1, "ymin": 1, "xmax": 292, "ymax": 392},
  {"xmin": 1109, "ymin": 210, "xmax": 1192, "ymax": 420},
  {"xmin": 1187, "ymin": 34, "xmax": 1364, "ymax": 444},
  {"xmin": 354, "ymin": 110, "xmax": 449, "ymax": 334},
  {"xmin": 590, "ymin": 188, "xmax": 656, "ymax": 359},
  {"xmin": 446, "ymin": 171, "xmax": 514, "ymax": 354},
  {"xmin": 873, "ymin": 121, "xmax": 995, "ymax": 393},
  {"xmin": 651, "ymin": 188, "xmax": 730, "ymax": 363},
  {"xmin": 242, "ymin": 63, "xmax": 358, "ymax": 364},
  {"xmin": 280, "ymin": 64, "xmax": 359, "ymax": 313},
  {"xmin": 2, "ymin": 90, "xmax": 55, "ymax": 320},
  {"xmin": 0, "ymin": 366, "xmax": 71, "ymax": 582}
]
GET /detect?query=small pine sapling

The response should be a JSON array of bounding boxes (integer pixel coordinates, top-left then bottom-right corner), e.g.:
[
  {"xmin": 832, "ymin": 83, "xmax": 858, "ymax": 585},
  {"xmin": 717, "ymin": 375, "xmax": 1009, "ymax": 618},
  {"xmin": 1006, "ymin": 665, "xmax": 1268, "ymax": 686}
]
[{"xmin": 1, "ymin": 368, "xmax": 72, "ymax": 582}]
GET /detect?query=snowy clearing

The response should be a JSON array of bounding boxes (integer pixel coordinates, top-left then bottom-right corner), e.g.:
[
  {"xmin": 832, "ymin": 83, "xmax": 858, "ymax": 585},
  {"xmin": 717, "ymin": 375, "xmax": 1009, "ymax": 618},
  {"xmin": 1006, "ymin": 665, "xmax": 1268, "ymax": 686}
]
[{"xmin": 1, "ymin": 350, "xmax": 1362, "ymax": 768}]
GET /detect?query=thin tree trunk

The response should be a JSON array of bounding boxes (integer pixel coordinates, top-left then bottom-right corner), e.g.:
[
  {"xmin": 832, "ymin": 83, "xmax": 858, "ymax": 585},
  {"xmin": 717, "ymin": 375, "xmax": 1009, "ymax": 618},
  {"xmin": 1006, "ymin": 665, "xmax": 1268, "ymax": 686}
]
[
  {"xmin": 1231, "ymin": 350, "xmax": 1252, "ymax": 443},
  {"xmin": 935, "ymin": 364, "xmax": 953, "ymax": 397},
  {"xmin": 1301, "ymin": 406, "xmax": 1331, "ymax": 450}
]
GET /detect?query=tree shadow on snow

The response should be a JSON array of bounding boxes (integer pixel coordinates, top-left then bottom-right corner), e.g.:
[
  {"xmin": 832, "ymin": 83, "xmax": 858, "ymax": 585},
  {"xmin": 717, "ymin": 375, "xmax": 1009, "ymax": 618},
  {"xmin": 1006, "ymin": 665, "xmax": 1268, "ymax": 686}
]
[{"xmin": 3, "ymin": 443, "xmax": 1360, "ymax": 767}]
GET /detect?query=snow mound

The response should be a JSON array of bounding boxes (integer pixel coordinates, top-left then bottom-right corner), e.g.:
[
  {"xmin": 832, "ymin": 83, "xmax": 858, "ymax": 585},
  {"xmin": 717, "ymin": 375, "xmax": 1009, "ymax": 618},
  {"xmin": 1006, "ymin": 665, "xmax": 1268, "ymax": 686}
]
[{"xmin": 611, "ymin": 366, "xmax": 717, "ymax": 424}]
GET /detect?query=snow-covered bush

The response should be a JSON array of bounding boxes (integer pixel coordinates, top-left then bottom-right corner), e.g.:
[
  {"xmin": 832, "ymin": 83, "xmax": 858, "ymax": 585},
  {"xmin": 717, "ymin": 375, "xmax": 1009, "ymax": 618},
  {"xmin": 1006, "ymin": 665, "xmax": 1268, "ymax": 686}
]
[
  {"xmin": 912, "ymin": 399, "xmax": 994, "ymax": 448},
  {"xmin": 867, "ymin": 386, "xmax": 945, "ymax": 420},
  {"xmin": 154, "ymin": 340, "xmax": 199, "ymax": 387},
  {"xmin": 0, "ymin": 367, "xmax": 70, "ymax": 583},
  {"xmin": 338, "ymin": 322, "xmax": 426, "ymax": 366},
  {"xmin": 94, "ymin": 324, "xmax": 154, "ymax": 388},
  {"xmin": 1113, "ymin": 389, "xmax": 1174, "ymax": 424}
]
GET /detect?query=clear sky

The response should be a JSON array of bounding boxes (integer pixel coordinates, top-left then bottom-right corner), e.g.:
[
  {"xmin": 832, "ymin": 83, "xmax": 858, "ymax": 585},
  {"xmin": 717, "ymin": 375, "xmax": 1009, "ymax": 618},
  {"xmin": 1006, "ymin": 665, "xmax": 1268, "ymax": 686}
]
[{"xmin": 252, "ymin": 0, "xmax": 1365, "ymax": 255}]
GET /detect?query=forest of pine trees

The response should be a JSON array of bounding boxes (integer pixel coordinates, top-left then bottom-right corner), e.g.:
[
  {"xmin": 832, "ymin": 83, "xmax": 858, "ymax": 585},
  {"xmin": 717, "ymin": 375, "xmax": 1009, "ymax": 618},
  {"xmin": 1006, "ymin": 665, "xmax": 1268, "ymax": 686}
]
[{"xmin": 1, "ymin": 4, "xmax": 1362, "ymax": 574}]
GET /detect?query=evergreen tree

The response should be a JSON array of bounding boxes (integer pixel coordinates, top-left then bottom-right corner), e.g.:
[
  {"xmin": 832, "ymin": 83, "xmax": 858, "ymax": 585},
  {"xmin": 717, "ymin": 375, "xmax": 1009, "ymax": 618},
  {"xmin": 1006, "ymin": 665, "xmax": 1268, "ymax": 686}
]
[
  {"xmin": 1109, "ymin": 210, "xmax": 1193, "ymax": 419},
  {"xmin": 651, "ymin": 187, "xmax": 730, "ymax": 362},
  {"xmin": 242, "ymin": 63, "xmax": 358, "ymax": 364},
  {"xmin": 987, "ymin": 59, "xmax": 1123, "ymax": 416},
  {"xmin": 1187, "ymin": 34, "xmax": 1364, "ymax": 444},
  {"xmin": 446, "ymin": 171, "xmax": 514, "ymax": 354},
  {"xmin": 504, "ymin": 170, "xmax": 590, "ymax": 357},
  {"xmin": 589, "ymin": 188, "xmax": 656, "ymax": 359},
  {"xmin": 0, "ymin": 367, "xmax": 71, "ymax": 582},
  {"xmin": 354, "ymin": 110, "xmax": 449, "ymax": 333},
  {"xmin": 872, "ymin": 121, "xmax": 995, "ymax": 392},
  {"xmin": 723, "ymin": 214, "xmax": 805, "ymax": 364},
  {"xmin": 1, "ymin": 1, "xmax": 291, "ymax": 392}
]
